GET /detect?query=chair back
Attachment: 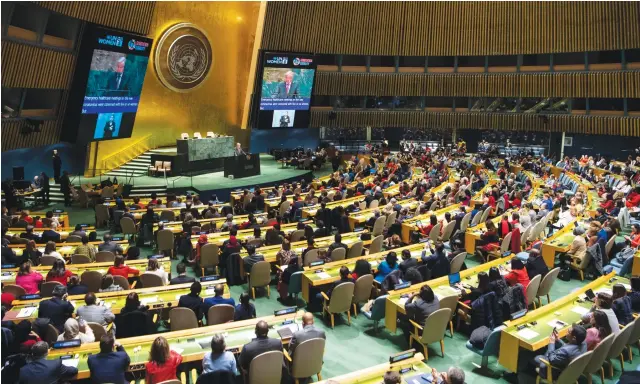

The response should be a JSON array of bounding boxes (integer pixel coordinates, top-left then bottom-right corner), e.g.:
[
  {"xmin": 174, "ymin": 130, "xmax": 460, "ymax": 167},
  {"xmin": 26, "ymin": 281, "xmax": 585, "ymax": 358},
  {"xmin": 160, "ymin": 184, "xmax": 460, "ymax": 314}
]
[
  {"xmin": 120, "ymin": 217, "xmax": 136, "ymax": 235},
  {"xmin": 44, "ymin": 324, "xmax": 59, "ymax": 346},
  {"xmin": 140, "ymin": 273, "xmax": 164, "ymax": 288},
  {"xmin": 359, "ymin": 201, "xmax": 367, "ymax": 210},
  {"xmin": 66, "ymin": 235, "xmax": 82, "ymax": 243},
  {"xmin": 525, "ymin": 274, "xmax": 541, "ymax": 307},
  {"xmin": 608, "ymin": 321, "xmax": 635, "ymax": 360},
  {"xmin": 584, "ymin": 333, "xmax": 615, "ymax": 375},
  {"xmin": 279, "ymin": 200, "xmax": 291, "ymax": 217},
  {"xmin": 368, "ymin": 235, "xmax": 383, "ymax": 254},
  {"xmin": 368, "ymin": 294, "xmax": 388, "ymax": 321},
  {"xmin": 200, "ymin": 244, "xmax": 220, "ymax": 269},
  {"xmin": 330, "ymin": 247, "xmax": 346, "ymax": 261},
  {"xmin": 287, "ymin": 271, "xmax": 303, "ymax": 295},
  {"xmin": 441, "ymin": 221, "xmax": 456, "ymax": 242},
  {"xmin": 95, "ymin": 251, "xmax": 115, "ymax": 263},
  {"xmin": 520, "ymin": 226, "xmax": 532, "ymax": 247},
  {"xmin": 482, "ymin": 325, "xmax": 506, "ymax": 356},
  {"xmin": 627, "ymin": 316, "xmax": 640, "ymax": 347},
  {"xmin": 249, "ymin": 261, "xmax": 271, "ymax": 288},
  {"xmin": 113, "ymin": 275, "xmax": 130, "ymax": 290},
  {"xmin": 249, "ymin": 351, "xmax": 284, "ymax": 384},
  {"xmin": 160, "ymin": 210, "xmax": 175, "ymax": 222},
  {"xmin": 536, "ymin": 267, "xmax": 560, "ymax": 298},
  {"xmin": 372, "ymin": 216, "xmax": 386, "ymax": 236},
  {"xmin": 347, "ymin": 241, "xmax": 363, "ymax": 259},
  {"xmin": 429, "ymin": 201, "xmax": 438, "ymax": 211},
  {"xmin": 352, "ymin": 274, "xmax": 374, "ymax": 305},
  {"xmin": 95, "ymin": 204, "xmax": 110, "ymax": 228},
  {"xmin": 385, "ymin": 211, "xmax": 398, "ymax": 229},
  {"xmin": 80, "ymin": 270, "xmax": 103, "ymax": 292},
  {"xmin": 39, "ymin": 255, "xmax": 58, "ymax": 266},
  {"xmin": 479, "ymin": 207, "xmax": 491, "ymax": 223},
  {"xmin": 460, "ymin": 212, "xmax": 472, "ymax": 232},
  {"xmin": 163, "ymin": 161, "xmax": 172, "ymax": 172},
  {"xmin": 207, "ymin": 304, "xmax": 235, "ymax": 325},
  {"xmin": 328, "ymin": 282, "xmax": 355, "ymax": 314},
  {"xmin": 449, "ymin": 252, "xmax": 466, "ymax": 274},
  {"xmin": 290, "ymin": 230, "xmax": 304, "ymax": 243},
  {"xmin": 605, "ymin": 236, "xmax": 615, "ymax": 259},
  {"xmin": 438, "ymin": 295, "xmax": 458, "ymax": 323},
  {"xmin": 2, "ymin": 284, "xmax": 26, "ymax": 297},
  {"xmin": 303, "ymin": 249, "xmax": 320, "ymax": 266},
  {"xmin": 290, "ymin": 338, "xmax": 326, "ymax": 379},
  {"xmin": 369, "ymin": 200, "xmax": 379, "ymax": 209},
  {"xmin": 420, "ymin": 308, "xmax": 452, "ymax": 344},
  {"xmin": 156, "ymin": 229, "xmax": 174, "ymax": 252},
  {"xmin": 40, "ymin": 281, "xmax": 63, "ymax": 297},
  {"xmin": 555, "ymin": 351, "xmax": 593, "ymax": 383},
  {"xmin": 500, "ymin": 232, "xmax": 513, "ymax": 253},
  {"xmin": 86, "ymin": 322, "xmax": 107, "ymax": 340},
  {"xmin": 169, "ymin": 307, "xmax": 199, "ymax": 331},
  {"xmin": 429, "ymin": 222, "xmax": 442, "ymax": 242}
]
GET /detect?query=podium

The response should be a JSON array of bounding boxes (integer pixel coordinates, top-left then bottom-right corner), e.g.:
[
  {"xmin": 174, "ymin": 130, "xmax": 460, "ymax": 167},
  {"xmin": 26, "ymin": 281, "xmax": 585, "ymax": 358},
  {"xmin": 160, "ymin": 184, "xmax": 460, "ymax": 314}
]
[{"xmin": 224, "ymin": 154, "xmax": 261, "ymax": 179}]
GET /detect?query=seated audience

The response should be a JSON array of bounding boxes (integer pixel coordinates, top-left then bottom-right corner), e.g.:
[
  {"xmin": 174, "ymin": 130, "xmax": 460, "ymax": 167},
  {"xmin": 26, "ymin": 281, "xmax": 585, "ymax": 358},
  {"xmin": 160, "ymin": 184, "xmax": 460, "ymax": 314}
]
[
  {"xmin": 88, "ymin": 334, "xmax": 130, "ymax": 384},
  {"xmin": 234, "ymin": 293, "xmax": 256, "ymax": 321},
  {"xmin": 19, "ymin": 341, "xmax": 78, "ymax": 384},
  {"xmin": 57, "ymin": 318, "xmax": 95, "ymax": 344},
  {"xmin": 145, "ymin": 336, "xmax": 183, "ymax": 384},
  {"xmin": 202, "ymin": 333, "xmax": 238, "ymax": 375}
]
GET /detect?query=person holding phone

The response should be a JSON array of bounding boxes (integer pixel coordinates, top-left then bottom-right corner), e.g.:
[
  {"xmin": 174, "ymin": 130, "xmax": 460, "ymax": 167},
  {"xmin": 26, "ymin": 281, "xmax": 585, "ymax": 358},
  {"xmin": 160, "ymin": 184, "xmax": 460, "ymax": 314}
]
[{"xmin": 532, "ymin": 324, "xmax": 587, "ymax": 379}]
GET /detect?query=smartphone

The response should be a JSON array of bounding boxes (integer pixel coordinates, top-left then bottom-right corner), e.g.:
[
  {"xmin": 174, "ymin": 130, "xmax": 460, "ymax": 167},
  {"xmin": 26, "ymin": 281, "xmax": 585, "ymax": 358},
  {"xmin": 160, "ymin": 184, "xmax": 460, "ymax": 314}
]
[{"xmin": 585, "ymin": 289, "xmax": 596, "ymax": 301}]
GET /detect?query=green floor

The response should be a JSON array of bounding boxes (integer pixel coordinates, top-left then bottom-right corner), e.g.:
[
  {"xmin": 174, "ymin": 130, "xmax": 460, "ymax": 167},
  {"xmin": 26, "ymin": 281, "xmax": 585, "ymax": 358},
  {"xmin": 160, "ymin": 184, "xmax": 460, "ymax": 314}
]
[{"xmin": 50, "ymin": 204, "xmax": 640, "ymax": 384}]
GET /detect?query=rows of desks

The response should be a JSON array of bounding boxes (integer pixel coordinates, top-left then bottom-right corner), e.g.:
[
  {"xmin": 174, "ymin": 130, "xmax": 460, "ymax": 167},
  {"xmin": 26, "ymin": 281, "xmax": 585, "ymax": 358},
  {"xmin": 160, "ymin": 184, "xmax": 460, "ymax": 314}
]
[
  {"xmin": 6, "ymin": 240, "xmax": 130, "ymax": 258},
  {"xmin": 347, "ymin": 198, "xmax": 421, "ymax": 231},
  {"xmin": 4, "ymin": 276, "xmax": 226, "ymax": 322},
  {"xmin": 0, "ymin": 257, "xmax": 169, "ymax": 285},
  {"xmin": 5, "ymin": 226, "xmax": 95, "ymax": 241},
  {"xmin": 45, "ymin": 312, "xmax": 300, "ymax": 380},
  {"xmin": 498, "ymin": 272, "xmax": 629, "ymax": 372},
  {"xmin": 317, "ymin": 353, "xmax": 431, "ymax": 384},
  {"xmin": 9, "ymin": 212, "xmax": 70, "ymax": 228}
]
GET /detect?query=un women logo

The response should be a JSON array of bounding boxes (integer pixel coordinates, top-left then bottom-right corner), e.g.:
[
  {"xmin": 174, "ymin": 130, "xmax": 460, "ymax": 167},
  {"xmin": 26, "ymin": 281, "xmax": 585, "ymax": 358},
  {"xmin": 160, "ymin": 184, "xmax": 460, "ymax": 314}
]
[{"xmin": 155, "ymin": 23, "xmax": 212, "ymax": 92}]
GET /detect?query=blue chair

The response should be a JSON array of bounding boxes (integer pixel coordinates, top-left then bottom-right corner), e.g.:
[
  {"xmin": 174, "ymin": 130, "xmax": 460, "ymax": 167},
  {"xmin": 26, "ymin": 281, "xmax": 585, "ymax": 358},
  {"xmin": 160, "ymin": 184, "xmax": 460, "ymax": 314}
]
[
  {"xmin": 362, "ymin": 294, "xmax": 387, "ymax": 333},
  {"xmin": 465, "ymin": 325, "xmax": 505, "ymax": 373},
  {"xmin": 288, "ymin": 271, "xmax": 303, "ymax": 299}
]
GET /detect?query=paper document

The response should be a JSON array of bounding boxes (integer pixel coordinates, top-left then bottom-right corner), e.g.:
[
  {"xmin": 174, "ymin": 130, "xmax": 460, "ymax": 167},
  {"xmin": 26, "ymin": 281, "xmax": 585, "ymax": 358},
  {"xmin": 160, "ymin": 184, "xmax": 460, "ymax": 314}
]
[
  {"xmin": 547, "ymin": 319, "xmax": 567, "ymax": 328},
  {"xmin": 315, "ymin": 272, "xmax": 331, "ymax": 279},
  {"xmin": 16, "ymin": 307, "xmax": 36, "ymax": 318},
  {"xmin": 0, "ymin": 274, "xmax": 14, "ymax": 281},
  {"xmin": 517, "ymin": 328, "xmax": 539, "ymax": 340},
  {"xmin": 140, "ymin": 296, "xmax": 158, "ymax": 305},
  {"xmin": 205, "ymin": 288, "xmax": 216, "ymax": 296},
  {"xmin": 571, "ymin": 306, "xmax": 590, "ymax": 315},
  {"xmin": 61, "ymin": 359, "xmax": 79, "ymax": 368},
  {"xmin": 399, "ymin": 297, "xmax": 409, "ymax": 305},
  {"xmin": 171, "ymin": 347, "xmax": 184, "ymax": 355}
]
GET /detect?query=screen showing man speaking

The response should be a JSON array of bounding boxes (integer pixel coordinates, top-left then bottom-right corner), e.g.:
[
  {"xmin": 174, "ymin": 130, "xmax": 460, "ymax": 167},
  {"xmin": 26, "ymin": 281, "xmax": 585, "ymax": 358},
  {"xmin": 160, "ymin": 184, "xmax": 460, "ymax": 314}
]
[{"xmin": 255, "ymin": 53, "xmax": 316, "ymax": 129}]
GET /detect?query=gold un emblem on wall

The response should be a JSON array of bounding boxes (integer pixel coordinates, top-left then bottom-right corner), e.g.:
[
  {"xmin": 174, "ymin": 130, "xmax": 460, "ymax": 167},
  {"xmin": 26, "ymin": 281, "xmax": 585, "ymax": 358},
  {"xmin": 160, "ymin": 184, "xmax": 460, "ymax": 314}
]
[{"xmin": 155, "ymin": 23, "xmax": 212, "ymax": 92}]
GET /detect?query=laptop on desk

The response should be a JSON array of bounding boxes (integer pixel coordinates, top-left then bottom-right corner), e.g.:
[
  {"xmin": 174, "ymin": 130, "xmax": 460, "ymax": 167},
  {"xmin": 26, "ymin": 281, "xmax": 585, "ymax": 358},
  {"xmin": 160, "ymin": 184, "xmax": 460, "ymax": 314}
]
[{"xmin": 448, "ymin": 272, "xmax": 461, "ymax": 286}]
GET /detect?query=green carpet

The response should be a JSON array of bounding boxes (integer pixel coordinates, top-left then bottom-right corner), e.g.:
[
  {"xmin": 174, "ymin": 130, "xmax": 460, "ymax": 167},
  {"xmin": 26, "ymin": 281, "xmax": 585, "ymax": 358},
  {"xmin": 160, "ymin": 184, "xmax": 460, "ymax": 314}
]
[{"xmin": 44, "ymin": 192, "xmax": 640, "ymax": 383}]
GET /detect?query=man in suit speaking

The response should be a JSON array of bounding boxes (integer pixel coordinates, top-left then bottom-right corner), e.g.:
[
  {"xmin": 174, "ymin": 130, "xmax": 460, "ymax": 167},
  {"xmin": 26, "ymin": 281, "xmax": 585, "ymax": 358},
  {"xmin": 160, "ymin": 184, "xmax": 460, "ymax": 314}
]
[
  {"xmin": 107, "ymin": 57, "xmax": 128, "ymax": 92},
  {"xmin": 275, "ymin": 71, "xmax": 300, "ymax": 99},
  {"xmin": 279, "ymin": 112, "xmax": 291, "ymax": 127},
  {"xmin": 103, "ymin": 114, "xmax": 117, "ymax": 138},
  {"xmin": 234, "ymin": 142, "xmax": 246, "ymax": 156}
]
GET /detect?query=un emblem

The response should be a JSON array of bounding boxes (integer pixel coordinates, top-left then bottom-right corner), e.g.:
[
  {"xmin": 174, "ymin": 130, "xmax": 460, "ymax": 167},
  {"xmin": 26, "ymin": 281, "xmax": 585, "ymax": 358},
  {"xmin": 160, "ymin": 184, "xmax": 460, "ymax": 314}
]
[{"xmin": 155, "ymin": 23, "xmax": 212, "ymax": 92}]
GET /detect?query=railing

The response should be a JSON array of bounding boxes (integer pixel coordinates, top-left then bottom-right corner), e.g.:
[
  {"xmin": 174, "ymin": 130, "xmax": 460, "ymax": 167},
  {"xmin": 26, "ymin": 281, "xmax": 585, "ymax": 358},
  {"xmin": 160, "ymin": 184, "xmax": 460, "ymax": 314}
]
[{"xmin": 100, "ymin": 134, "xmax": 156, "ymax": 176}]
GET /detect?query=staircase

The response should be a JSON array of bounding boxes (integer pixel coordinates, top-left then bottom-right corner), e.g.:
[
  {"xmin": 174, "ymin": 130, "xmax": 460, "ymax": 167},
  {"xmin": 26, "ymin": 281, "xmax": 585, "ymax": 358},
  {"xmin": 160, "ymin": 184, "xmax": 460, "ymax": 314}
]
[{"xmin": 129, "ymin": 185, "xmax": 168, "ymax": 198}]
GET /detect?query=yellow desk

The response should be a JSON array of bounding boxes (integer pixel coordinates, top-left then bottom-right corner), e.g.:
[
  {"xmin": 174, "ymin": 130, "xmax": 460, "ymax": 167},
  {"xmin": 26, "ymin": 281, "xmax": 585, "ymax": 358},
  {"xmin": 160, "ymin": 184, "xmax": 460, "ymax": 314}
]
[
  {"xmin": 10, "ymin": 213, "xmax": 70, "ymax": 228},
  {"xmin": 153, "ymin": 212, "xmax": 269, "ymax": 233},
  {"xmin": 385, "ymin": 256, "xmax": 513, "ymax": 332},
  {"xmin": 498, "ymin": 272, "xmax": 627, "ymax": 372},
  {"xmin": 44, "ymin": 312, "xmax": 300, "ymax": 380},
  {"xmin": 317, "ymin": 353, "xmax": 430, "ymax": 384},
  {"xmin": 301, "ymin": 196, "xmax": 366, "ymax": 218},
  {"xmin": 7, "ymin": 241, "xmax": 130, "ymax": 257},
  {"xmin": 400, "ymin": 204, "xmax": 461, "ymax": 244},
  {"xmin": 188, "ymin": 221, "xmax": 315, "ymax": 247},
  {"xmin": 540, "ymin": 220, "xmax": 578, "ymax": 267},
  {"xmin": 348, "ymin": 198, "xmax": 421, "ymax": 231},
  {"xmin": 5, "ymin": 228, "xmax": 95, "ymax": 242},
  {"xmin": 3, "ymin": 277, "xmax": 228, "ymax": 322}
]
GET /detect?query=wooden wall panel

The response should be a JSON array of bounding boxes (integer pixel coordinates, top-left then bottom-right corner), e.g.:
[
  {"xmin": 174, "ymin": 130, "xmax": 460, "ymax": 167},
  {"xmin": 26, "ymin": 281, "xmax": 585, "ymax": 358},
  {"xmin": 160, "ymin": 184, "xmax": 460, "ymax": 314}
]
[
  {"xmin": 1, "ymin": 120, "xmax": 60, "ymax": 151},
  {"xmin": 1, "ymin": 41, "xmax": 74, "ymax": 89},
  {"xmin": 34, "ymin": 1, "xmax": 155, "ymax": 35},
  {"xmin": 262, "ymin": 2, "xmax": 640, "ymax": 56},
  {"xmin": 313, "ymin": 71, "xmax": 640, "ymax": 98},
  {"xmin": 310, "ymin": 111, "xmax": 640, "ymax": 137}
]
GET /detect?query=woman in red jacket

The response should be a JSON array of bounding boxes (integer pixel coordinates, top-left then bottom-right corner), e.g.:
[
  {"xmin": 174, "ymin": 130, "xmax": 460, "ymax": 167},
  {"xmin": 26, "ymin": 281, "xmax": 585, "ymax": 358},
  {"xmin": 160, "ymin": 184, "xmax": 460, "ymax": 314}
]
[
  {"xmin": 45, "ymin": 259, "xmax": 73, "ymax": 285},
  {"xmin": 504, "ymin": 258, "xmax": 530, "ymax": 288},
  {"xmin": 107, "ymin": 255, "xmax": 140, "ymax": 279},
  {"xmin": 146, "ymin": 336, "xmax": 183, "ymax": 384}
]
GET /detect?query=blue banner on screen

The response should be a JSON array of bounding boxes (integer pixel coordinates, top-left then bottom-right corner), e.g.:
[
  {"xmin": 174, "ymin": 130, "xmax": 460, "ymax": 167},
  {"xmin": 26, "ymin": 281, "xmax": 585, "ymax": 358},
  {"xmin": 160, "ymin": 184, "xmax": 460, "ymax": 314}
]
[
  {"xmin": 256, "ymin": 53, "xmax": 316, "ymax": 129},
  {"xmin": 70, "ymin": 27, "xmax": 153, "ymax": 142}
]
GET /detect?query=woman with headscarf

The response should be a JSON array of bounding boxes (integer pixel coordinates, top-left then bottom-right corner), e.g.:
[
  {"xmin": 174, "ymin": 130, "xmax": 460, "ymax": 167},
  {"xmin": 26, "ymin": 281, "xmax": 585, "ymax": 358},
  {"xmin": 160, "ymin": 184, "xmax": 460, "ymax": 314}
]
[
  {"xmin": 195, "ymin": 233, "xmax": 208, "ymax": 265},
  {"xmin": 57, "ymin": 318, "xmax": 95, "ymax": 344}
]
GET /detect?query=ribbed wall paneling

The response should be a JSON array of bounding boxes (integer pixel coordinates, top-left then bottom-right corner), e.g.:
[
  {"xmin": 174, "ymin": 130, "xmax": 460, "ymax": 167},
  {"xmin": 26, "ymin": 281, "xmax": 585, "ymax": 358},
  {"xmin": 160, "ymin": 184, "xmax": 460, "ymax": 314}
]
[
  {"xmin": 1, "ymin": 120, "xmax": 60, "ymax": 151},
  {"xmin": 310, "ymin": 110, "xmax": 640, "ymax": 137},
  {"xmin": 34, "ymin": 1, "xmax": 155, "ymax": 35},
  {"xmin": 1, "ymin": 41, "xmax": 74, "ymax": 89},
  {"xmin": 313, "ymin": 71, "xmax": 640, "ymax": 98},
  {"xmin": 262, "ymin": 2, "xmax": 640, "ymax": 56}
]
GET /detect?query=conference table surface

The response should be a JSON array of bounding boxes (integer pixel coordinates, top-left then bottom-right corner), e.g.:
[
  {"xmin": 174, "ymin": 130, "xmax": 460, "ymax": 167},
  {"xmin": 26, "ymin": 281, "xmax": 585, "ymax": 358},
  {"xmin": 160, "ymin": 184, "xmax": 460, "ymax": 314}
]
[
  {"xmin": 153, "ymin": 212, "xmax": 269, "ymax": 233},
  {"xmin": 498, "ymin": 272, "xmax": 629, "ymax": 372},
  {"xmin": 6, "ymin": 240, "xmax": 130, "ymax": 258},
  {"xmin": 301, "ymin": 196, "xmax": 367, "ymax": 218},
  {"xmin": 45, "ymin": 311, "xmax": 300, "ymax": 380},
  {"xmin": 3, "ymin": 277, "xmax": 227, "ymax": 322},
  {"xmin": 1, "ymin": 257, "xmax": 169, "ymax": 285},
  {"xmin": 317, "ymin": 353, "xmax": 431, "ymax": 384},
  {"xmin": 400, "ymin": 203, "xmax": 463, "ymax": 244},
  {"xmin": 186, "ymin": 221, "xmax": 316, "ymax": 246},
  {"xmin": 539, "ymin": 217, "xmax": 591, "ymax": 267},
  {"xmin": 9, "ymin": 213, "xmax": 70, "ymax": 228},
  {"xmin": 5, "ymin": 226, "xmax": 96, "ymax": 241},
  {"xmin": 347, "ymin": 198, "xmax": 422, "ymax": 231},
  {"xmin": 385, "ymin": 256, "xmax": 514, "ymax": 332},
  {"xmin": 301, "ymin": 243, "xmax": 429, "ymax": 302},
  {"xmin": 128, "ymin": 204, "xmax": 230, "ymax": 220}
]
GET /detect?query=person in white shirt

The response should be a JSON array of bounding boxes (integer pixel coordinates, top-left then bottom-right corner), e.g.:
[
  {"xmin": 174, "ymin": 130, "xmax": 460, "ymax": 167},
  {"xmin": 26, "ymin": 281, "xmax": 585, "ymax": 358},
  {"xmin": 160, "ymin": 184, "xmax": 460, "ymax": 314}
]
[
  {"xmin": 43, "ymin": 241, "xmax": 65, "ymax": 263},
  {"xmin": 145, "ymin": 258, "xmax": 169, "ymax": 285},
  {"xmin": 582, "ymin": 292, "xmax": 620, "ymax": 335}
]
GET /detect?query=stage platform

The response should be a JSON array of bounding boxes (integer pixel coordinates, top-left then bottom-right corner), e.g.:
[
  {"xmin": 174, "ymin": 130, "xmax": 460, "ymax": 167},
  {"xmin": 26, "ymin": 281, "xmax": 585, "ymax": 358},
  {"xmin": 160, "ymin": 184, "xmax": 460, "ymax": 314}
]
[{"xmin": 77, "ymin": 154, "xmax": 333, "ymax": 197}]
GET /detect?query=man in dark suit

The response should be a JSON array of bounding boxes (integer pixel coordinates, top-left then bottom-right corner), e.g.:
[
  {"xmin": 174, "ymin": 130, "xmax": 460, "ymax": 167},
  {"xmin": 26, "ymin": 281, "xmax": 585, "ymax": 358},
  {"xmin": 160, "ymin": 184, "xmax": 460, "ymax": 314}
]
[
  {"xmin": 234, "ymin": 142, "xmax": 246, "ymax": 156},
  {"xmin": 317, "ymin": 202, "xmax": 333, "ymax": 232},
  {"xmin": 279, "ymin": 112, "xmax": 291, "ymax": 127},
  {"xmin": 20, "ymin": 226, "xmax": 39, "ymax": 241},
  {"xmin": 170, "ymin": 263, "xmax": 197, "ymax": 285},
  {"xmin": 178, "ymin": 281, "xmax": 204, "ymax": 320},
  {"xmin": 313, "ymin": 220, "xmax": 330, "ymax": 238},
  {"xmin": 421, "ymin": 241, "xmax": 450, "ymax": 279},
  {"xmin": 41, "ymin": 223, "xmax": 61, "ymax": 243},
  {"xmin": 274, "ymin": 71, "xmax": 300, "ymax": 99},
  {"xmin": 327, "ymin": 234, "xmax": 347, "ymax": 260},
  {"xmin": 87, "ymin": 334, "xmax": 130, "ymax": 384},
  {"xmin": 243, "ymin": 245, "xmax": 265, "ymax": 274},
  {"xmin": 59, "ymin": 171, "xmax": 72, "ymax": 207},
  {"xmin": 399, "ymin": 248, "xmax": 418, "ymax": 274},
  {"xmin": 52, "ymin": 150, "xmax": 62, "ymax": 183},
  {"xmin": 288, "ymin": 312, "xmax": 326, "ymax": 356},
  {"xmin": 19, "ymin": 341, "xmax": 78, "ymax": 384},
  {"xmin": 38, "ymin": 285, "xmax": 74, "ymax": 332},
  {"xmin": 98, "ymin": 234, "xmax": 124, "ymax": 255},
  {"xmin": 103, "ymin": 114, "xmax": 117, "ymax": 139},
  {"xmin": 239, "ymin": 320, "xmax": 283, "ymax": 373},
  {"xmin": 106, "ymin": 57, "xmax": 128, "ymax": 92},
  {"xmin": 40, "ymin": 172, "xmax": 50, "ymax": 204}
]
